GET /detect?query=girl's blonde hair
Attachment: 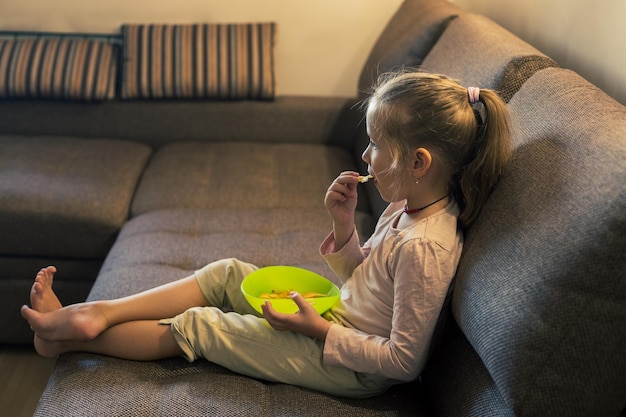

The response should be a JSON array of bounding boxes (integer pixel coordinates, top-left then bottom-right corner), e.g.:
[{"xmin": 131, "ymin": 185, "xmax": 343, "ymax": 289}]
[{"xmin": 365, "ymin": 71, "xmax": 512, "ymax": 228}]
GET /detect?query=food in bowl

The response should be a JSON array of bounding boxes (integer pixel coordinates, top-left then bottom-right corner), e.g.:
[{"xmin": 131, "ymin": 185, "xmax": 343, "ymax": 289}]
[
  {"xmin": 259, "ymin": 290, "xmax": 329, "ymax": 299},
  {"xmin": 241, "ymin": 266, "xmax": 340, "ymax": 314}
]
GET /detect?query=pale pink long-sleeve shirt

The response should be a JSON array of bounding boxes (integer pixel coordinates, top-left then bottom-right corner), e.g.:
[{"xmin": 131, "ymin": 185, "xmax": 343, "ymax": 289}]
[{"xmin": 320, "ymin": 200, "xmax": 463, "ymax": 382}]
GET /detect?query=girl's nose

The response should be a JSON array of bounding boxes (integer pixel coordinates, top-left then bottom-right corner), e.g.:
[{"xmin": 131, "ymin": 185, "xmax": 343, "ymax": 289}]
[{"xmin": 361, "ymin": 147, "xmax": 369, "ymax": 163}]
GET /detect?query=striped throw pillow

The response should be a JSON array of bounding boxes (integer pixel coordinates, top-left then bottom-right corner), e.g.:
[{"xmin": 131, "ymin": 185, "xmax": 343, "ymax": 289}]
[
  {"xmin": 0, "ymin": 37, "xmax": 117, "ymax": 101},
  {"xmin": 121, "ymin": 23, "xmax": 276, "ymax": 100}
]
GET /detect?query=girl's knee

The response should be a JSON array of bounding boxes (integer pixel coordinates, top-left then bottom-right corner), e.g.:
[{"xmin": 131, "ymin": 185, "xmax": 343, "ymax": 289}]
[
  {"xmin": 221, "ymin": 258, "xmax": 258, "ymax": 279},
  {"xmin": 197, "ymin": 258, "xmax": 249, "ymax": 279},
  {"xmin": 194, "ymin": 258, "xmax": 259, "ymax": 313}
]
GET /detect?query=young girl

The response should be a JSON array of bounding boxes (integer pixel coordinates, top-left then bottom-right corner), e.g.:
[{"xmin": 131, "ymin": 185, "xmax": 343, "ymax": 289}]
[{"xmin": 21, "ymin": 71, "xmax": 511, "ymax": 398}]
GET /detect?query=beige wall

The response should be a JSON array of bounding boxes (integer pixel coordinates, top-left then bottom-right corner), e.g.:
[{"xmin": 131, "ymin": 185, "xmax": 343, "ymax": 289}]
[
  {"xmin": 452, "ymin": 0, "xmax": 626, "ymax": 105},
  {"xmin": 0, "ymin": 0, "xmax": 403, "ymax": 97},
  {"xmin": 1, "ymin": 0, "xmax": 624, "ymax": 103}
]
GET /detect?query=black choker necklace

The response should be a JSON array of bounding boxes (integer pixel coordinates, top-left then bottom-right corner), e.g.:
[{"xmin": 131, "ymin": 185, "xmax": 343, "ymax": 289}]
[{"xmin": 403, "ymin": 194, "xmax": 449, "ymax": 215}]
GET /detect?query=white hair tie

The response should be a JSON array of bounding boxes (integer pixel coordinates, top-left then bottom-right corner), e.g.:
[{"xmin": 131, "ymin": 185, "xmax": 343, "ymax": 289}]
[{"xmin": 467, "ymin": 87, "xmax": 480, "ymax": 105}]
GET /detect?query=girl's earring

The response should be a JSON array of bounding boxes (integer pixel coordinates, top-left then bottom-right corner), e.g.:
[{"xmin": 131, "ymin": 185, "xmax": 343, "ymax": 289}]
[{"xmin": 415, "ymin": 178, "xmax": 420, "ymax": 185}]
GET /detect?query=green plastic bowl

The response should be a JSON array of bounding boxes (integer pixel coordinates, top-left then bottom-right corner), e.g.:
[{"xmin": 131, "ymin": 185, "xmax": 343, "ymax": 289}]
[{"xmin": 241, "ymin": 266, "xmax": 340, "ymax": 315}]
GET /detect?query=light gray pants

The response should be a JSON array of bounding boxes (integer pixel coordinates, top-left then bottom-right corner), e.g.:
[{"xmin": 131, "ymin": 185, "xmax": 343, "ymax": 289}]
[{"xmin": 162, "ymin": 258, "xmax": 390, "ymax": 398}]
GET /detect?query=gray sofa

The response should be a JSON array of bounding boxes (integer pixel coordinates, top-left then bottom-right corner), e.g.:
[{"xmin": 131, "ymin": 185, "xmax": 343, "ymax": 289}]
[{"xmin": 1, "ymin": 0, "xmax": 624, "ymax": 415}]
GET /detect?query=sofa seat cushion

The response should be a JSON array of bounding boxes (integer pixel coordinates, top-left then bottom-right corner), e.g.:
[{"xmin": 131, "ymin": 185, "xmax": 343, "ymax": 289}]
[
  {"xmin": 36, "ymin": 353, "xmax": 431, "ymax": 417},
  {"xmin": 0, "ymin": 135, "xmax": 151, "ymax": 258},
  {"xmin": 37, "ymin": 207, "xmax": 434, "ymax": 417},
  {"xmin": 88, "ymin": 207, "xmax": 375, "ymax": 300},
  {"xmin": 131, "ymin": 141, "xmax": 368, "ymax": 216},
  {"xmin": 448, "ymin": 68, "xmax": 626, "ymax": 416}
]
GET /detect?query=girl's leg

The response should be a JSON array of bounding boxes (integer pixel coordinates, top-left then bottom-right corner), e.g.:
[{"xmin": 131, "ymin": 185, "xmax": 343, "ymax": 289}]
[
  {"xmin": 168, "ymin": 306, "xmax": 390, "ymax": 398},
  {"xmin": 21, "ymin": 267, "xmax": 210, "ymax": 342},
  {"xmin": 34, "ymin": 319, "xmax": 184, "ymax": 360}
]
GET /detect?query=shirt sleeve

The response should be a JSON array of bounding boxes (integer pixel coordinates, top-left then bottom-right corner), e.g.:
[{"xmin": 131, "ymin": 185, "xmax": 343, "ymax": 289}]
[
  {"xmin": 319, "ymin": 225, "xmax": 370, "ymax": 282},
  {"xmin": 319, "ymin": 202, "xmax": 400, "ymax": 281},
  {"xmin": 323, "ymin": 238, "xmax": 455, "ymax": 381}
]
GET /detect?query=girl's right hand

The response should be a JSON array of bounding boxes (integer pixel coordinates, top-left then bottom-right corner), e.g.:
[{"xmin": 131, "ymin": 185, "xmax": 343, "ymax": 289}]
[{"xmin": 324, "ymin": 171, "xmax": 359, "ymax": 226}]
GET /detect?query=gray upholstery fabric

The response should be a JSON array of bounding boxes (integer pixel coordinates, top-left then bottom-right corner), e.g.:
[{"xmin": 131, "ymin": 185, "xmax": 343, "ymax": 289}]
[
  {"xmin": 35, "ymin": 354, "xmax": 431, "ymax": 417},
  {"xmin": 357, "ymin": 0, "xmax": 462, "ymax": 97},
  {"xmin": 96, "ymin": 140, "xmax": 376, "ymax": 300},
  {"xmin": 450, "ymin": 68, "xmax": 626, "ymax": 416},
  {"xmin": 131, "ymin": 142, "xmax": 367, "ymax": 216},
  {"xmin": 89, "ymin": 208, "xmax": 376, "ymax": 302},
  {"xmin": 0, "ymin": 97, "xmax": 352, "ymax": 148},
  {"xmin": 0, "ymin": 136, "xmax": 150, "ymax": 342},
  {"xmin": 423, "ymin": 321, "xmax": 512, "ymax": 417},
  {"xmin": 0, "ymin": 136, "xmax": 151, "ymax": 258},
  {"xmin": 0, "ymin": 97, "xmax": 354, "ymax": 345},
  {"xmin": 420, "ymin": 13, "xmax": 556, "ymax": 91},
  {"xmin": 495, "ymin": 55, "xmax": 557, "ymax": 102}
]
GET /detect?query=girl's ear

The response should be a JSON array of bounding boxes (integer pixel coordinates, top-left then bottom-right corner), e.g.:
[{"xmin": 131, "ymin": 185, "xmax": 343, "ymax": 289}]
[{"xmin": 412, "ymin": 147, "xmax": 433, "ymax": 177}]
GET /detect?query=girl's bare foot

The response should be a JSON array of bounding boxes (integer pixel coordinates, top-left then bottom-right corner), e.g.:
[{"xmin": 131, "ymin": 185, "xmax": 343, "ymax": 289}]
[
  {"xmin": 21, "ymin": 302, "xmax": 108, "ymax": 342},
  {"xmin": 30, "ymin": 266, "xmax": 62, "ymax": 313},
  {"xmin": 22, "ymin": 265, "xmax": 107, "ymax": 342},
  {"xmin": 32, "ymin": 334, "xmax": 67, "ymax": 358}
]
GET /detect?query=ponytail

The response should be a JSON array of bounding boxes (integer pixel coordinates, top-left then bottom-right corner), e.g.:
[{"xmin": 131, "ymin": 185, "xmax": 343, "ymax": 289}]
[{"xmin": 454, "ymin": 88, "xmax": 512, "ymax": 228}]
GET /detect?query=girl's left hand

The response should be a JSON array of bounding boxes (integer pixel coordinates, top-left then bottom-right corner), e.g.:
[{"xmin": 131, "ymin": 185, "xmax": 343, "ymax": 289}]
[{"xmin": 262, "ymin": 292, "xmax": 332, "ymax": 341}]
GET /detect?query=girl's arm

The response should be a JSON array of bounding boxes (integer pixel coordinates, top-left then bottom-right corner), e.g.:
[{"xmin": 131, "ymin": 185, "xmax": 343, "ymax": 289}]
[
  {"xmin": 324, "ymin": 239, "xmax": 458, "ymax": 381},
  {"xmin": 265, "ymin": 238, "xmax": 455, "ymax": 380},
  {"xmin": 319, "ymin": 226, "xmax": 369, "ymax": 281},
  {"xmin": 320, "ymin": 200, "xmax": 401, "ymax": 281},
  {"xmin": 262, "ymin": 172, "xmax": 367, "ymax": 338},
  {"xmin": 324, "ymin": 171, "xmax": 360, "ymax": 251}
]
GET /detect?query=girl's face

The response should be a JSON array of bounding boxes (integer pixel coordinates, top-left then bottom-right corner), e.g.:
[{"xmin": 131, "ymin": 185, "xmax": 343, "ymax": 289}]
[{"xmin": 362, "ymin": 106, "xmax": 410, "ymax": 203}]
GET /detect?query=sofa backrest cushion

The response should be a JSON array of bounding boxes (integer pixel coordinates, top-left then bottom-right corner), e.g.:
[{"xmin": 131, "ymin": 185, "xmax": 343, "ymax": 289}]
[
  {"xmin": 357, "ymin": 0, "xmax": 462, "ymax": 97},
  {"xmin": 420, "ymin": 13, "xmax": 557, "ymax": 102},
  {"xmin": 120, "ymin": 23, "xmax": 276, "ymax": 100},
  {"xmin": 0, "ymin": 136, "xmax": 151, "ymax": 258},
  {"xmin": 452, "ymin": 67, "xmax": 626, "ymax": 416}
]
